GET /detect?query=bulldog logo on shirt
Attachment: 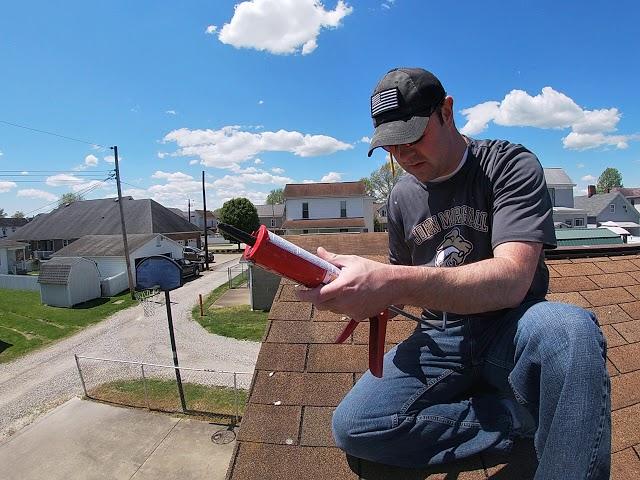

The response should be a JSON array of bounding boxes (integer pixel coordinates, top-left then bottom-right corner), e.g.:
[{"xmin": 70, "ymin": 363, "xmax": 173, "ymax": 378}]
[{"xmin": 434, "ymin": 228, "xmax": 473, "ymax": 267}]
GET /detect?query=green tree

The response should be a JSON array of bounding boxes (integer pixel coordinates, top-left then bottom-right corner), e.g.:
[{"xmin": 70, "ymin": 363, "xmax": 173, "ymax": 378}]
[
  {"xmin": 596, "ymin": 168, "xmax": 623, "ymax": 194},
  {"xmin": 364, "ymin": 162, "xmax": 405, "ymax": 201},
  {"xmin": 218, "ymin": 198, "xmax": 260, "ymax": 248},
  {"xmin": 0, "ymin": 208, "xmax": 6, "ymax": 218},
  {"xmin": 58, "ymin": 192, "xmax": 84, "ymax": 207},
  {"xmin": 12, "ymin": 211, "xmax": 25, "ymax": 218},
  {"xmin": 266, "ymin": 188, "xmax": 284, "ymax": 205}
]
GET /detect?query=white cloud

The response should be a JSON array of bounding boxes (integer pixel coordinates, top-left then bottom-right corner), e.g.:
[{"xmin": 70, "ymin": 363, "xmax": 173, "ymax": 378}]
[
  {"xmin": 258, "ymin": 100, "xmax": 264, "ymax": 105},
  {"xmin": 302, "ymin": 179, "xmax": 315, "ymax": 184},
  {"xmin": 581, "ymin": 175, "xmax": 597, "ymax": 182},
  {"xmin": 576, "ymin": 163, "xmax": 585, "ymax": 169},
  {"xmin": 320, "ymin": 171, "xmax": 342, "ymax": 182},
  {"xmin": 165, "ymin": 110, "xmax": 177, "ymax": 115},
  {"xmin": 205, "ymin": 25, "xmax": 217, "ymax": 34},
  {"xmin": 0, "ymin": 150, "xmax": 3, "ymax": 157},
  {"xmin": 271, "ymin": 167, "xmax": 285, "ymax": 174},
  {"xmin": 382, "ymin": 0, "xmax": 396, "ymax": 9},
  {"xmin": 162, "ymin": 125, "xmax": 352, "ymax": 168},
  {"xmin": 0, "ymin": 181, "xmax": 17, "ymax": 192},
  {"xmin": 360, "ymin": 136, "xmax": 370, "ymax": 143},
  {"xmin": 70, "ymin": 180, "xmax": 109, "ymax": 193},
  {"xmin": 84, "ymin": 154, "xmax": 98, "ymax": 166},
  {"xmin": 189, "ymin": 159, "xmax": 199, "ymax": 165},
  {"xmin": 158, "ymin": 152, "xmax": 169, "ymax": 159},
  {"xmin": 254, "ymin": 158, "xmax": 263, "ymax": 164},
  {"xmin": 217, "ymin": 0, "xmax": 353, "ymax": 55},
  {"xmin": 46, "ymin": 174, "xmax": 84, "ymax": 187},
  {"xmin": 104, "ymin": 155, "xmax": 115, "ymax": 164},
  {"xmin": 459, "ymin": 86, "xmax": 638, "ymax": 151},
  {"xmin": 17, "ymin": 188, "xmax": 57, "ymax": 201}
]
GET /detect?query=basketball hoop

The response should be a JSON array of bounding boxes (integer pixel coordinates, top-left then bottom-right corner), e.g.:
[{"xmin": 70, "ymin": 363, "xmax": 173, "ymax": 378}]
[{"xmin": 134, "ymin": 286, "xmax": 163, "ymax": 317}]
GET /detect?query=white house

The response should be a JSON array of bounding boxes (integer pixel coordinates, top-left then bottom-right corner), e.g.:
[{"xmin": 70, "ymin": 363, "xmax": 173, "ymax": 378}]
[
  {"xmin": 543, "ymin": 168, "xmax": 587, "ymax": 227},
  {"xmin": 282, "ymin": 181, "xmax": 374, "ymax": 235},
  {"xmin": 575, "ymin": 191, "xmax": 640, "ymax": 237},
  {"xmin": 52, "ymin": 233, "xmax": 184, "ymax": 295}
]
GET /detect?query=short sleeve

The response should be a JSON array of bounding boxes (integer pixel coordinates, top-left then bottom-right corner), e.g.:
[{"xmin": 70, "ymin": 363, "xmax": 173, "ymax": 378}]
[
  {"xmin": 490, "ymin": 147, "xmax": 556, "ymax": 249},
  {"xmin": 387, "ymin": 193, "xmax": 413, "ymax": 265}
]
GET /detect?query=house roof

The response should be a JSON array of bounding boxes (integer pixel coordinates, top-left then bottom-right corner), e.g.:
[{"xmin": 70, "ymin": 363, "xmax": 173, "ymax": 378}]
[
  {"xmin": 543, "ymin": 168, "xmax": 575, "ymax": 187},
  {"xmin": 0, "ymin": 239, "xmax": 29, "ymax": 249},
  {"xmin": 0, "ymin": 218, "xmax": 28, "ymax": 227},
  {"xmin": 613, "ymin": 187, "xmax": 640, "ymax": 199},
  {"xmin": 10, "ymin": 197, "xmax": 200, "ymax": 241},
  {"xmin": 555, "ymin": 228, "xmax": 623, "ymax": 246},
  {"xmin": 51, "ymin": 234, "xmax": 165, "ymax": 257},
  {"xmin": 575, "ymin": 192, "xmax": 639, "ymax": 218},
  {"xmin": 282, "ymin": 218, "xmax": 365, "ymax": 229},
  {"xmin": 38, "ymin": 257, "xmax": 93, "ymax": 285},
  {"xmin": 284, "ymin": 181, "xmax": 366, "ymax": 199},
  {"xmin": 227, "ymin": 233, "xmax": 640, "ymax": 479},
  {"xmin": 255, "ymin": 204, "xmax": 285, "ymax": 217}
]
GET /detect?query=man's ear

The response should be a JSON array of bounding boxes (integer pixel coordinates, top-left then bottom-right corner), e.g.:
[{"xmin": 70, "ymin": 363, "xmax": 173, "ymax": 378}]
[{"xmin": 442, "ymin": 96, "xmax": 454, "ymax": 125}]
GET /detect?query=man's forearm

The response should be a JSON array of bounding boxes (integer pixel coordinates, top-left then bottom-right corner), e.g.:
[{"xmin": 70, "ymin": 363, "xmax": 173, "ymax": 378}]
[{"xmin": 389, "ymin": 256, "xmax": 534, "ymax": 314}]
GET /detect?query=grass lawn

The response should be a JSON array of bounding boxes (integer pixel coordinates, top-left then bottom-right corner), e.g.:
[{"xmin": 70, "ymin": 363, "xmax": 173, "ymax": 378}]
[
  {"xmin": 89, "ymin": 378, "xmax": 247, "ymax": 419},
  {"xmin": 192, "ymin": 272, "xmax": 269, "ymax": 341},
  {"xmin": 0, "ymin": 289, "xmax": 136, "ymax": 363}
]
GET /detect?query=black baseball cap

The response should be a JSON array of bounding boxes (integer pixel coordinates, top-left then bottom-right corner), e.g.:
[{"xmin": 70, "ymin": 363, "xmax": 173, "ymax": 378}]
[{"xmin": 368, "ymin": 68, "xmax": 446, "ymax": 157}]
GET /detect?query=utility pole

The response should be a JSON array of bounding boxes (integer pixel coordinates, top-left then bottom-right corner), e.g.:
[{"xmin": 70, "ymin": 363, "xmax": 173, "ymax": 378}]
[
  {"xmin": 112, "ymin": 145, "xmax": 136, "ymax": 299},
  {"xmin": 202, "ymin": 171, "xmax": 209, "ymax": 270},
  {"xmin": 187, "ymin": 198, "xmax": 191, "ymax": 224}
]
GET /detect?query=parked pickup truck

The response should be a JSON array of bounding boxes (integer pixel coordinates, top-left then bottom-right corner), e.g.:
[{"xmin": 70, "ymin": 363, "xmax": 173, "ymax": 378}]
[{"xmin": 183, "ymin": 246, "xmax": 214, "ymax": 263}]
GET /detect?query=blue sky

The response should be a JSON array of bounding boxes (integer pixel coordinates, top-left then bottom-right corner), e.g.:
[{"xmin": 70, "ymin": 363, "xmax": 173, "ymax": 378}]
[{"xmin": 1, "ymin": 0, "xmax": 639, "ymax": 216}]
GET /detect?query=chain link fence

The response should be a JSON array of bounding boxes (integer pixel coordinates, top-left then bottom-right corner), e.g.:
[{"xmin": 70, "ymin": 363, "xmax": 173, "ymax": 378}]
[
  {"xmin": 74, "ymin": 355, "xmax": 252, "ymax": 425},
  {"xmin": 227, "ymin": 262, "xmax": 249, "ymax": 289}
]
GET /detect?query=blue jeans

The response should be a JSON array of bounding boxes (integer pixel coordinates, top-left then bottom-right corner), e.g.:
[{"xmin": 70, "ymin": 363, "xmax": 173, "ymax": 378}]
[{"xmin": 332, "ymin": 301, "xmax": 611, "ymax": 480}]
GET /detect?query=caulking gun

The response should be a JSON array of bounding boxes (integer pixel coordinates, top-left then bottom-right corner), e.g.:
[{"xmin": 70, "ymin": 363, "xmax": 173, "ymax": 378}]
[{"xmin": 217, "ymin": 223, "xmax": 423, "ymax": 377}]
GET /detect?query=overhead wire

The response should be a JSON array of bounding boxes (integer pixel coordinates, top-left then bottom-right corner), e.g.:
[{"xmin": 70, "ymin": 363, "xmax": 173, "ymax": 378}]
[{"xmin": 0, "ymin": 120, "xmax": 106, "ymax": 148}]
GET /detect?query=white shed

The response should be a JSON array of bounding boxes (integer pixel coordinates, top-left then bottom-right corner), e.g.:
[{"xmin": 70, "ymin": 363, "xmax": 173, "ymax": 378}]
[
  {"xmin": 38, "ymin": 257, "xmax": 101, "ymax": 307},
  {"xmin": 52, "ymin": 234, "xmax": 184, "ymax": 296}
]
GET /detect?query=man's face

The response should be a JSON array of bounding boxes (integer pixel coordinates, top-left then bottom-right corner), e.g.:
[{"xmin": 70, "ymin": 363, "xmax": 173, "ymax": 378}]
[{"xmin": 384, "ymin": 114, "xmax": 449, "ymax": 183}]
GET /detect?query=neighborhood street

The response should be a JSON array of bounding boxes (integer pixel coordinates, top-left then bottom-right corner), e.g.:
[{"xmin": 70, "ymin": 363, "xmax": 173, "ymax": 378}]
[{"xmin": 0, "ymin": 255, "xmax": 261, "ymax": 442}]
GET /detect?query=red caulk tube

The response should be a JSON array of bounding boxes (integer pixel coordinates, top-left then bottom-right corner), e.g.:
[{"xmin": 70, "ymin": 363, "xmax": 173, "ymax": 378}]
[{"xmin": 218, "ymin": 223, "xmax": 388, "ymax": 377}]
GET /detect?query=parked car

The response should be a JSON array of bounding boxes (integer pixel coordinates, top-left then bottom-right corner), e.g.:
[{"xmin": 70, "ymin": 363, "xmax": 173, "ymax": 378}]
[
  {"xmin": 183, "ymin": 246, "xmax": 214, "ymax": 263},
  {"xmin": 176, "ymin": 258, "xmax": 199, "ymax": 279}
]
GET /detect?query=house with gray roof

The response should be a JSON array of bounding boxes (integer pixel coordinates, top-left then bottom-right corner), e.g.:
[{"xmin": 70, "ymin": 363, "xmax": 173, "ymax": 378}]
[
  {"xmin": 11, "ymin": 197, "xmax": 201, "ymax": 259},
  {"xmin": 255, "ymin": 204, "xmax": 285, "ymax": 234},
  {"xmin": 575, "ymin": 191, "xmax": 640, "ymax": 236},
  {"xmin": 543, "ymin": 168, "xmax": 587, "ymax": 227},
  {"xmin": 612, "ymin": 187, "xmax": 640, "ymax": 213},
  {"xmin": 0, "ymin": 217, "xmax": 28, "ymax": 238}
]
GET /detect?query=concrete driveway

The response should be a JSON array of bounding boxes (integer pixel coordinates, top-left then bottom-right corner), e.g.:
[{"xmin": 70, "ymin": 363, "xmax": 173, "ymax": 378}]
[
  {"xmin": 0, "ymin": 397, "xmax": 236, "ymax": 480},
  {"xmin": 0, "ymin": 254, "xmax": 260, "ymax": 442}
]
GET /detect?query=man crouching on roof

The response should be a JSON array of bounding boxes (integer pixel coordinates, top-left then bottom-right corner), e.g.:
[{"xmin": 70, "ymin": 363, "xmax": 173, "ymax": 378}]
[{"xmin": 297, "ymin": 67, "xmax": 610, "ymax": 479}]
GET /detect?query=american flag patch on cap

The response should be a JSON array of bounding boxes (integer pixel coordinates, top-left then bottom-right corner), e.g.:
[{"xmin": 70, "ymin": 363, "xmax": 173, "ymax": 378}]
[{"xmin": 371, "ymin": 88, "xmax": 399, "ymax": 117}]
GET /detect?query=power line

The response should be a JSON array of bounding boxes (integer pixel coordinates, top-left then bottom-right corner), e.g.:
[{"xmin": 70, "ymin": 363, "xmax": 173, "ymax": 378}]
[
  {"xmin": 0, "ymin": 120, "xmax": 106, "ymax": 148},
  {"xmin": 0, "ymin": 170, "xmax": 114, "ymax": 174}
]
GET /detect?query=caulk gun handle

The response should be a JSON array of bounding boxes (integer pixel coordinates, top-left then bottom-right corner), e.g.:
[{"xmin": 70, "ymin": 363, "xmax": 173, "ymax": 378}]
[{"xmin": 334, "ymin": 309, "xmax": 389, "ymax": 378}]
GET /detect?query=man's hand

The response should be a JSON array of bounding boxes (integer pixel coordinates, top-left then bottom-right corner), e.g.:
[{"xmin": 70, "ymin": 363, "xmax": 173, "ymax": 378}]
[{"xmin": 295, "ymin": 247, "xmax": 395, "ymax": 321}]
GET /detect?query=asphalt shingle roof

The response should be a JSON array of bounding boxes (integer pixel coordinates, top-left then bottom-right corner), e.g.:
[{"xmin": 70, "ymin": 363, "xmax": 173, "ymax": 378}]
[
  {"xmin": 226, "ymin": 233, "xmax": 640, "ymax": 479},
  {"xmin": 51, "ymin": 234, "xmax": 160, "ymax": 257},
  {"xmin": 574, "ymin": 192, "xmax": 634, "ymax": 217},
  {"xmin": 543, "ymin": 168, "xmax": 575, "ymax": 186},
  {"xmin": 255, "ymin": 204, "xmax": 285, "ymax": 217},
  {"xmin": 10, "ymin": 197, "xmax": 200, "ymax": 241},
  {"xmin": 284, "ymin": 182, "xmax": 366, "ymax": 198}
]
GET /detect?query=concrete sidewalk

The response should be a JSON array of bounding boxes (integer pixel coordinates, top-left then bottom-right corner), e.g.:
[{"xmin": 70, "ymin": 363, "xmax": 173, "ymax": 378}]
[{"xmin": 0, "ymin": 397, "xmax": 236, "ymax": 480}]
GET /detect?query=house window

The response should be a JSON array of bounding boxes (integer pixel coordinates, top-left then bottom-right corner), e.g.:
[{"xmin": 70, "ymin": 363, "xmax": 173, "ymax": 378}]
[
  {"xmin": 302, "ymin": 202, "xmax": 309, "ymax": 219},
  {"xmin": 548, "ymin": 188, "xmax": 556, "ymax": 207},
  {"xmin": 574, "ymin": 218, "xmax": 584, "ymax": 227},
  {"xmin": 270, "ymin": 218, "xmax": 275, "ymax": 227},
  {"xmin": 609, "ymin": 204, "xmax": 615, "ymax": 213},
  {"xmin": 340, "ymin": 200, "xmax": 347, "ymax": 218}
]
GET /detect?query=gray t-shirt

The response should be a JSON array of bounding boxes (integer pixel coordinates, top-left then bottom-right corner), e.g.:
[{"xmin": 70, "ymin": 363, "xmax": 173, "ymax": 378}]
[{"xmin": 387, "ymin": 138, "xmax": 556, "ymax": 309}]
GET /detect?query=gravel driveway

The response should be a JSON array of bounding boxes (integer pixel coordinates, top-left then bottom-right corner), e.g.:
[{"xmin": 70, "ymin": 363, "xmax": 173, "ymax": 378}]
[{"xmin": 0, "ymin": 256, "xmax": 261, "ymax": 442}]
